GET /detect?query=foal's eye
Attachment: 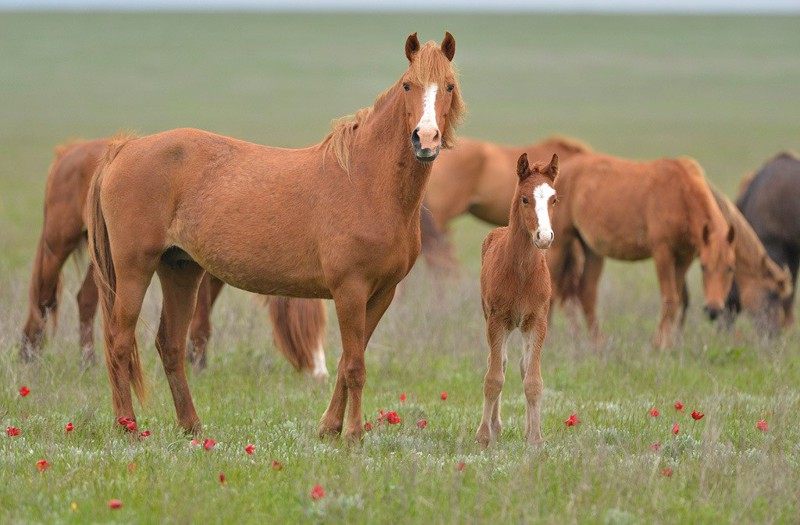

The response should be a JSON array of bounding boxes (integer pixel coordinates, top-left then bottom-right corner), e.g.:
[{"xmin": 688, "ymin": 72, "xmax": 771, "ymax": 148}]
[
  {"xmin": 521, "ymin": 196, "xmax": 529, "ymax": 205},
  {"xmin": 700, "ymin": 265, "xmax": 707, "ymax": 272},
  {"xmin": 402, "ymin": 82, "xmax": 411, "ymax": 92},
  {"xmin": 728, "ymin": 266, "xmax": 734, "ymax": 274},
  {"xmin": 446, "ymin": 83, "xmax": 455, "ymax": 93}
]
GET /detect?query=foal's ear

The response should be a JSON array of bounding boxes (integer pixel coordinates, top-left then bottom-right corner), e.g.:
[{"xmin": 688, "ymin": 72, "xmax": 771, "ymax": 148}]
[
  {"xmin": 726, "ymin": 224, "xmax": 735, "ymax": 244},
  {"xmin": 517, "ymin": 153, "xmax": 531, "ymax": 180},
  {"xmin": 406, "ymin": 33, "xmax": 421, "ymax": 63},
  {"xmin": 441, "ymin": 32, "xmax": 456, "ymax": 62},
  {"xmin": 544, "ymin": 153, "xmax": 560, "ymax": 183}
]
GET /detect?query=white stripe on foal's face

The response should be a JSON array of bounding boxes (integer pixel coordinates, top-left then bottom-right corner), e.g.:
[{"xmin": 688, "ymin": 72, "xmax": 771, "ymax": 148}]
[
  {"xmin": 416, "ymin": 84, "xmax": 439, "ymax": 134},
  {"xmin": 533, "ymin": 182, "xmax": 556, "ymax": 246}
]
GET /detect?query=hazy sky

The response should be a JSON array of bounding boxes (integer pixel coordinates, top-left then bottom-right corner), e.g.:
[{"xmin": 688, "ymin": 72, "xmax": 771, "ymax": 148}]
[{"xmin": 1, "ymin": 0, "xmax": 798, "ymax": 12}]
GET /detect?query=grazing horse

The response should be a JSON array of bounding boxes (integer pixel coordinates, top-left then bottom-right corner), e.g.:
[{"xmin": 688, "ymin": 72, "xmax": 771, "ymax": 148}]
[
  {"xmin": 420, "ymin": 136, "xmax": 592, "ymax": 272},
  {"xmin": 547, "ymin": 153, "xmax": 736, "ymax": 349},
  {"xmin": 21, "ymin": 139, "xmax": 328, "ymax": 378},
  {"xmin": 730, "ymin": 152, "xmax": 800, "ymax": 328},
  {"xmin": 477, "ymin": 153, "xmax": 559, "ymax": 447},
  {"xmin": 87, "ymin": 33, "xmax": 464, "ymax": 439}
]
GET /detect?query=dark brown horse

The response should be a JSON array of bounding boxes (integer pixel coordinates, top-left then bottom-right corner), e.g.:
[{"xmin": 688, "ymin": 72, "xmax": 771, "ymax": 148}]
[
  {"xmin": 21, "ymin": 140, "xmax": 329, "ymax": 378},
  {"xmin": 728, "ymin": 152, "xmax": 800, "ymax": 328},
  {"xmin": 477, "ymin": 153, "xmax": 559, "ymax": 447},
  {"xmin": 87, "ymin": 33, "xmax": 464, "ymax": 440},
  {"xmin": 420, "ymin": 136, "xmax": 592, "ymax": 272},
  {"xmin": 547, "ymin": 153, "xmax": 736, "ymax": 349}
]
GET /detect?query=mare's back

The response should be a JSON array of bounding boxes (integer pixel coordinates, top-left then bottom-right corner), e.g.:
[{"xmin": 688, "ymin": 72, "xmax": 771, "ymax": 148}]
[{"xmin": 738, "ymin": 154, "xmax": 800, "ymax": 243}]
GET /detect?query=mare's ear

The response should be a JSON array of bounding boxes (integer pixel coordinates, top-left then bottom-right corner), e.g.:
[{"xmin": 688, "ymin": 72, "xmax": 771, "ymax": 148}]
[
  {"xmin": 726, "ymin": 224, "xmax": 735, "ymax": 244},
  {"xmin": 702, "ymin": 223, "xmax": 711, "ymax": 245},
  {"xmin": 406, "ymin": 33, "xmax": 421, "ymax": 63},
  {"xmin": 441, "ymin": 32, "xmax": 456, "ymax": 62},
  {"xmin": 544, "ymin": 153, "xmax": 560, "ymax": 183},
  {"xmin": 517, "ymin": 153, "xmax": 531, "ymax": 181}
]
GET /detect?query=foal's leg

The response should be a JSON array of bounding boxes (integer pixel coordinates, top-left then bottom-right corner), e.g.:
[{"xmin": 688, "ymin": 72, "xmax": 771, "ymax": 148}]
[
  {"xmin": 577, "ymin": 247, "xmax": 605, "ymax": 345},
  {"xmin": 476, "ymin": 316, "xmax": 510, "ymax": 447},
  {"xmin": 155, "ymin": 261, "xmax": 205, "ymax": 433},
  {"xmin": 521, "ymin": 308, "xmax": 548, "ymax": 445},
  {"xmin": 77, "ymin": 262, "xmax": 99, "ymax": 366},
  {"xmin": 652, "ymin": 248, "xmax": 680, "ymax": 349}
]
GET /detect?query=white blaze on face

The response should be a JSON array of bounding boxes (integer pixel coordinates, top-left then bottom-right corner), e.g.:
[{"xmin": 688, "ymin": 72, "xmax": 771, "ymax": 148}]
[
  {"xmin": 533, "ymin": 183, "xmax": 556, "ymax": 242},
  {"xmin": 415, "ymin": 83, "xmax": 439, "ymax": 135}
]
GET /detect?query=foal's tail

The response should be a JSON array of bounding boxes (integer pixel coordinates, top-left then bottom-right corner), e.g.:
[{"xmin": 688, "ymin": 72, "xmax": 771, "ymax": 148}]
[
  {"xmin": 266, "ymin": 296, "xmax": 327, "ymax": 377},
  {"xmin": 87, "ymin": 137, "xmax": 147, "ymax": 404},
  {"xmin": 419, "ymin": 205, "xmax": 460, "ymax": 277}
]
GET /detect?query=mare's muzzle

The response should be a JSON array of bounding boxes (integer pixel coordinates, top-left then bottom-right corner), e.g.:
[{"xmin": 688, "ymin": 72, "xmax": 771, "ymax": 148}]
[{"xmin": 704, "ymin": 305, "xmax": 723, "ymax": 321}]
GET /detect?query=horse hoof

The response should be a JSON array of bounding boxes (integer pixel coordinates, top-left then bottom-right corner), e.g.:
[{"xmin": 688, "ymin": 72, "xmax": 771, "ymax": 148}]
[
  {"xmin": 317, "ymin": 421, "xmax": 343, "ymax": 440},
  {"xmin": 475, "ymin": 424, "xmax": 492, "ymax": 448},
  {"xmin": 343, "ymin": 427, "xmax": 364, "ymax": 444}
]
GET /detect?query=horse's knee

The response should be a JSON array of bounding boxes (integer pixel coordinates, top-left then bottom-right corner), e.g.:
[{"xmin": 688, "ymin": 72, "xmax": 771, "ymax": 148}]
[
  {"xmin": 523, "ymin": 377, "xmax": 543, "ymax": 403},
  {"xmin": 483, "ymin": 374, "xmax": 504, "ymax": 399},
  {"xmin": 344, "ymin": 363, "xmax": 366, "ymax": 391}
]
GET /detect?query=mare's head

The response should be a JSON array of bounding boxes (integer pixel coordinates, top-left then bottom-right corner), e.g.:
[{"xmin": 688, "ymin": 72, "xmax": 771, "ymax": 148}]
[
  {"xmin": 515, "ymin": 153, "xmax": 559, "ymax": 249},
  {"xmin": 736, "ymin": 256, "xmax": 793, "ymax": 333},
  {"xmin": 699, "ymin": 223, "xmax": 736, "ymax": 320},
  {"xmin": 401, "ymin": 32, "xmax": 464, "ymax": 162}
]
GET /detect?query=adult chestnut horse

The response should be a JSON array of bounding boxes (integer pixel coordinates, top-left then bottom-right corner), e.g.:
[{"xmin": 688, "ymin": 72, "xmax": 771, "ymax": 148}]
[
  {"xmin": 88, "ymin": 33, "xmax": 464, "ymax": 439},
  {"xmin": 477, "ymin": 153, "xmax": 559, "ymax": 447},
  {"xmin": 420, "ymin": 136, "xmax": 592, "ymax": 272},
  {"xmin": 547, "ymin": 153, "xmax": 736, "ymax": 349},
  {"xmin": 729, "ymin": 152, "xmax": 800, "ymax": 328},
  {"xmin": 21, "ymin": 139, "xmax": 328, "ymax": 378}
]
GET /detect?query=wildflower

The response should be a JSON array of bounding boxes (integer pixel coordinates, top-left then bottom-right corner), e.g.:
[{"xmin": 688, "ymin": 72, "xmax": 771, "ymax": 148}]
[
  {"xmin": 364, "ymin": 421, "xmax": 373, "ymax": 432},
  {"xmin": 70, "ymin": 502, "xmax": 78, "ymax": 512},
  {"xmin": 400, "ymin": 393, "xmax": 406, "ymax": 402},
  {"xmin": 649, "ymin": 408, "xmax": 659, "ymax": 417},
  {"xmin": 456, "ymin": 462, "xmax": 466, "ymax": 471},
  {"xmin": 416, "ymin": 419, "xmax": 427, "ymax": 429},
  {"xmin": 441, "ymin": 392, "xmax": 448, "ymax": 400},
  {"xmin": 271, "ymin": 460, "xmax": 284, "ymax": 471},
  {"xmin": 377, "ymin": 409, "xmax": 401, "ymax": 425},
  {"xmin": 756, "ymin": 419, "xmax": 769, "ymax": 432},
  {"xmin": 661, "ymin": 468, "xmax": 673, "ymax": 477},
  {"xmin": 118, "ymin": 417, "xmax": 137, "ymax": 433},
  {"xmin": 139, "ymin": 430, "xmax": 150, "ymax": 438},
  {"xmin": 672, "ymin": 423, "xmax": 680, "ymax": 435},
  {"xmin": 245, "ymin": 444, "xmax": 255, "ymax": 455},
  {"xmin": 108, "ymin": 499, "xmax": 123, "ymax": 509},
  {"xmin": 36, "ymin": 459, "xmax": 50, "ymax": 473},
  {"xmin": 310, "ymin": 484, "xmax": 325, "ymax": 501},
  {"xmin": 189, "ymin": 439, "xmax": 200, "ymax": 447},
  {"xmin": 219, "ymin": 472, "xmax": 226, "ymax": 486},
  {"xmin": 19, "ymin": 386, "xmax": 30, "ymax": 397},
  {"xmin": 65, "ymin": 422, "xmax": 74, "ymax": 433},
  {"xmin": 674, "ymin": 401, "xmax": 684, "ymax": 413},
  {"xmin": 564, "ymin": 414, "xmax": 581, "ymax": 427},
  {"xmin": 691, "ymin": 410, "xmax": 704, "ymax": 421},
  {"xmin": 128, "ymin": 462, "xmax": 136, "ymax": 473},
  {"xmin": 6, "ymin": 426, "xmax": 20, "ymax": 437},
  {"xmin": 650, "ymin": 442, "xmax": 661, "ymax": 452},
  {"xmin": 203, "ymin": 439, "xmax": 217, "ymax": 451}
]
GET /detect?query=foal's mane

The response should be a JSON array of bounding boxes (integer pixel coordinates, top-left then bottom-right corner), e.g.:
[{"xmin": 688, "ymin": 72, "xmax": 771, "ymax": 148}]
[{"xmin": 324, "ymin": 41, "xmax": 465, "ymax": 173}]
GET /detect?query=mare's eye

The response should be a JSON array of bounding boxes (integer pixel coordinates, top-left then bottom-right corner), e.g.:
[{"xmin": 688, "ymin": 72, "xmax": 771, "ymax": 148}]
[
  {"xmin": 700, "ymin": 265, "xmax": 707, "ymax": 272},
  {"xmin": 521, "ymin": 196, "xmax": 529, "ymax": 205},
  {"xmin": 402, "ymin": 82, "xmax": 411, "ymax": 92},
  {"xmin": 446, "ymin": 83, "xmax": 455, "ymax": 93}
]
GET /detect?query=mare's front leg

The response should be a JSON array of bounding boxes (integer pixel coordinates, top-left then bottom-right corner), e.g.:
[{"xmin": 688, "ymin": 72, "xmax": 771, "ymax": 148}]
[
  {"xmin": 521, "ymin": 306, "xmax": 548, "ymax": 445},
  {"xmin": 476, "ymin": 315, "xmax": 510, "ymax": 447},
  {"xmin": 77, "ymin": 262, "xmax": 100, "ymax": 366},
  {"xmin": 652, "ymin": 248, "xmax": 680, "ymax": 349}
]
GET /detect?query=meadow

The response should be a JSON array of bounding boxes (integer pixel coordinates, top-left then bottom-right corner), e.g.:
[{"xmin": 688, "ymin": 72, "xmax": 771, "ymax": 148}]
[{"xmin": 1, "ymin": 11, "xmax": 799, "ymax": 524}]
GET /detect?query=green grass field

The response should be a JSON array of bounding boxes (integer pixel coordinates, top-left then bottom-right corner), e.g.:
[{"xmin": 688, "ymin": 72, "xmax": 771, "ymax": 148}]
[{"xmin": 1, "ymin": 12, "xmax": 799, "ymax": 524}]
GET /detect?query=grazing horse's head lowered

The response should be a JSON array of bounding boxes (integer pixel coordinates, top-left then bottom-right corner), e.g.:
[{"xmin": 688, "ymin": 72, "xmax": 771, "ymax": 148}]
[
  {"xmin": 515, "ymin": 153, "xmax": 559, "ymax": 249},
  {"xmin": 699, "ymin": 222, "xmax": 736, "ymax": 321},
  {"xmin": 402, "ymin": 32, "xmax": 461, "ymax": 161}
]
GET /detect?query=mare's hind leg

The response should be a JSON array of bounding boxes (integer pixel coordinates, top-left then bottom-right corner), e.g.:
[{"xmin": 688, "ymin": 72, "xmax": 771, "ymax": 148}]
[
  {"xmin": 476, "ymin": 316, "xmax": 511, "ymax": 447},
  {"xmin": 156, "ymin": 261, "xmax": 205, "ymax": 433},
  {"xmin": 521, "ymin": 305, "xmax": 548, "ymax": 445},
  {"xmin": 188, "ymin": 273, "xmax": 224, "ymax": 370},
  {"xmin": 77, "ymin": 262, "xmax": 100, "ymax": 366},
  {"xmin": 652, "ymin": 248, "xmax": 680, "ymax": 349},
  {"xmin": 577, "ymin": 246, "xmax": 605, "ymax": 345}
]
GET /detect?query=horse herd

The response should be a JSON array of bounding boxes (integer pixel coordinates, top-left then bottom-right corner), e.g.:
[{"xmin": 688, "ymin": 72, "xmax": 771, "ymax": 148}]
[{"xmin": 17, "ymin": 33, "xmax": 799, "ymax": 445}]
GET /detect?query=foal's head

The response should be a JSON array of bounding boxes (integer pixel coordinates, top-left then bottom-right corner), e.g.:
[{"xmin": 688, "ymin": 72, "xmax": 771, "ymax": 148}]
[
  {"xmin": 401, "ymin": 32, "xmax": 464, "ymax": 162},
  {"xmin": 515, "ymin": 153, "xmax": 559, "ymax": 249},
  {"xmin": 699, "ymin": 223, "xmax": 736, "ymax": 320}
]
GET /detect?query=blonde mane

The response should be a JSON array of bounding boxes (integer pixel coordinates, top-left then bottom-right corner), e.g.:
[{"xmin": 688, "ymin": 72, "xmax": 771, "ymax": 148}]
[{"xmin": 325, "ymin": 41, "xmax": 465, "ymax": 173}]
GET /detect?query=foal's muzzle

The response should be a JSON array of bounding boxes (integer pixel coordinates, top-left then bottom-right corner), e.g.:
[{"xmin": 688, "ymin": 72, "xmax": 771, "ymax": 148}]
[
  {"xmin": 534, "ymin": 230, "xmax": 554, "ymax": 249},
  {"xmin": 411, "ymin": 127, "xmax": 440, "ymax": 161},
  {"xmin": 704, "ymin": 305, "xmax": 723, "ymax": 321}
]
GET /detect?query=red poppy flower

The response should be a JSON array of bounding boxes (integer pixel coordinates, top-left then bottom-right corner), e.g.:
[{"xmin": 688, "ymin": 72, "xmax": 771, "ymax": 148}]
[
  {"xmin": 672, "ymin": 423, "xmax": 680, "ymax": 435},
  {"xmin": 416, "ymin": 419, "xmax": 427, "ymax": 429},
  {"xmin": 139, "ymin": 430, "xmax": 150, "ymax": 438},
  {"xmin": 441, "ymin": 392, "xmax": 448, "ymax": 400},
  {"xmin": 19, "ymin": 386, "xmax": 30, "ymax": 397},
  {"xmin": 650, "ymin": 442, "xmax": 661, "ymax": 452},
  {"xmin": 674, "ymin": 401, "xmax": 684, "ymax": 413},
  {"xmin": 108, "ymin": 499, "xmax": 123, "ymax": 509},
  {"xmin": 564, "ymin": 414, "xmax": 581, "ymax": 427},
  {"xmin": 456, "ymin": 462, "xmax": 466, "ymax": 471},
  {"xmin": 364, "ymin": 421, "xmax": 373, "ymax": 432},
  {"xmin": 245, "ymin": 444, "xmax": 255, "ymax": 455},
  {"xmin": 6, "ymin": 426, "xmax": 20, "ymax": 437},
  {"xmin": 189, "ymin": 439, "xmax": 200, "ymax": 447},
  {"xmin": 36, "ymin": 459, "xmax": 50, "ymax": 473},
  {"xmin": 691, "ymin": 410, "xmax": 704, "ymax": 421},
  {"xmin": 649, "ymin": 408, "xmax": 659, "ymax": 417},
  {"xmin": 128, "ymin": 462, "xmax": 136, "ymax": 473},
  {"xmin": 756, "ymin": 419, "xmax": 769, "ymax": 432},
  {"xmin": 271, "ymin": 460, "xmax": 284, "ymax": 471},
  {"xmin": 310, "ymin": 484, "xmax": 325, "ymax": 501},
  {"xmin": 661, "ymin": 468, "xmax": 673, "ymax": 477},
  {"xmin": 203, "ymin": 439, "xmax": 217, "ymax": 451},
  {"xmin": 219, "ymin": 472, "xmax": 226, "ymax": 486},
  {"xmin": 65, "ymin": 422, "xmax": 74, "ymax": 433},
  {"xmin": 400, "ymin": 393, "xmax": 406, "ymax": 402},
  {"xmin": 377, "ymin": 409, "xmax": 401, "ymax": 425}
]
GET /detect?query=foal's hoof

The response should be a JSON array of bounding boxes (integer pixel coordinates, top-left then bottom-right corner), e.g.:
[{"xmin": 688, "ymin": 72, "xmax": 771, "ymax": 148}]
[
  {"xmin": 19, "ymin": 339, "xmax": 39, "ymax": 363},
  {"xmin": 343, "ymin": 427, "xmax": 364, "ymax": 445},
  {"xmin": 79, "ymin": 348, "xmax": 97, "ymax": 371},
  {"xmin": 475, "ymin": 424, "xmax": 492, "ymax": 448},
  {"xmin": 317, "ymin": 420, "xmax": 343, "ymax": 440}
]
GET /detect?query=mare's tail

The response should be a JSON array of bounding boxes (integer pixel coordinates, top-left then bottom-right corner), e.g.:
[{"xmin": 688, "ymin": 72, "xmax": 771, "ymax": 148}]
[
  {"xmin": 419, "ymin": 205, "xmax": 460, "ymax": 277},
  {"xmin": 266, "ymin": 296, "xmax": 327, "ymax": 376},
  {"xmin": 87, "ymin": 137, "xmax": 147, "ymax": 403}
]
